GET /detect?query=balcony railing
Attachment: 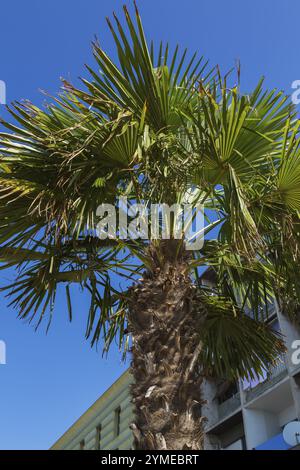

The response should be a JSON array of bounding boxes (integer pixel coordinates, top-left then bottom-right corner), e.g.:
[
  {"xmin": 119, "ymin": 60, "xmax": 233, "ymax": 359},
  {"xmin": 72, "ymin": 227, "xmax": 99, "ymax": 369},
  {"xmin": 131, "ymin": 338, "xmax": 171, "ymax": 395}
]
[
  {"xmin": 218, "ymin": 392, "xmax": 241, "ymax": 421},
  {"xmin": 209, "ymin": 392, "xmax": 241, "ymax": 427},
  {"xmin": 209, "ymin": 355, "xmax": 287, "ymax": 428},
  {"xmin": 245, "ymin": 358, "xmax": 288, "ymax": 402}
]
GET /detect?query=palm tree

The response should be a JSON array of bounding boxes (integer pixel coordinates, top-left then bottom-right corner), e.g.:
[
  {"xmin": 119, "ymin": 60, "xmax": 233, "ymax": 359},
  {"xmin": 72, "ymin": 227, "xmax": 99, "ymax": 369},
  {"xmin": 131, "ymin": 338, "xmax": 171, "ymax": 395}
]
[{"xmin": 0, "ymin": 2, "xmax": 299, "ymax": 450}]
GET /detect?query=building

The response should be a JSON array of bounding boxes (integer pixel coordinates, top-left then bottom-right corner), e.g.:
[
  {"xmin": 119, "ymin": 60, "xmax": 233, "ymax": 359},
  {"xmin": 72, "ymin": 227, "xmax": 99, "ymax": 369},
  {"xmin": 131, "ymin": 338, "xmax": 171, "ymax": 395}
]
[
  {"xmin": 52, "ymin": 302, "xmax": 300, "ymax": 451},
  {"xmin": 51, "ymin": 371, "xmax": 134, "ymax": 450},
  {"xmin": 202, "ymin": 302, "xmax": 300, "ymax": 450}
]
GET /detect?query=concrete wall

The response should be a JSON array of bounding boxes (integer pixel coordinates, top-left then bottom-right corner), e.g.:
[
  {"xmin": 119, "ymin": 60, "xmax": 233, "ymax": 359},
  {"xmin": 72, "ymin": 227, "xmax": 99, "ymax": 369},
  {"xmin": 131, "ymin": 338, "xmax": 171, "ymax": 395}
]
[{"xmin": 243, "ymin": 408, "xmax": 280, "ymax": 449}]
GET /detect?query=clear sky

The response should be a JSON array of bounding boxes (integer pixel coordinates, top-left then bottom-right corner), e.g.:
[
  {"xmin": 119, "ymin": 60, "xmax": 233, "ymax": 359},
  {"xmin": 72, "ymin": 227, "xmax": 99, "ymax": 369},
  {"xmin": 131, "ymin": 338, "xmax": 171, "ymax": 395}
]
[{"xmin": 0, "ymin": 0, "xmax": 299, "ymax": 450}]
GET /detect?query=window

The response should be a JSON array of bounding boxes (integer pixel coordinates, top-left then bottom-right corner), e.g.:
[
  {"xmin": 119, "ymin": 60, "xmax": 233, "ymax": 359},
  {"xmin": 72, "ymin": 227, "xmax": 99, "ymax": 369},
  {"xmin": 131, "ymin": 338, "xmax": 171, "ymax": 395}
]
[
  {"xmin": 95, "ymin": 425, "xmax": 101, "ymax": 450},
  {"xmin": 114, "ymin": 406, "xmax": 121, "ymax": 437},
  {"xmin": 242, "ymin": 370, "xmax": 267, "ymax": 391},
  {"xmin": 216, "ymin": 380, "xmax": 238, "ymax": 404},
  {"xmin": 224, "ymin": 438, "xmax": 245, "ymax": 450},
  {"xmin": 80, "ymin": 439, "xmax": 85, "ymax": 450}
]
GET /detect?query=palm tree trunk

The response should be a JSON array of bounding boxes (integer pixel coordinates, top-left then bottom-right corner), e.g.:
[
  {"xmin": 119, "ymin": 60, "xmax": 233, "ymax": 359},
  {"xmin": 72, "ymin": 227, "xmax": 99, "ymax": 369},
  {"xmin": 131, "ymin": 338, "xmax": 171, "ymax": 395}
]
[{"xmin": 128, "ymin": 241, "xmax": 206, "ymax": 450}]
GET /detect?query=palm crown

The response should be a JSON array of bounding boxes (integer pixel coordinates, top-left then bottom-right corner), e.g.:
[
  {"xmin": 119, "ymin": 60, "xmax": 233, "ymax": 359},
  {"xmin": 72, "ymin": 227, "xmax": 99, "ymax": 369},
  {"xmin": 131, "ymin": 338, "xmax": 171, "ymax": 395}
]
[{"xmin": 0, "ymin": 2, "xmax": 299, "ymax": 385}]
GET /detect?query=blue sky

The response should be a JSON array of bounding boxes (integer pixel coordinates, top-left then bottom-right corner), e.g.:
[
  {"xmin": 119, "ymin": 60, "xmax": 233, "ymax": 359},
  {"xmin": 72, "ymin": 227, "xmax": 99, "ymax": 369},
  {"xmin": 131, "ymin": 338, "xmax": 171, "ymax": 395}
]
[{"xmin": 0, "ymin": 0, "xmax": 299, "ymax": 450}]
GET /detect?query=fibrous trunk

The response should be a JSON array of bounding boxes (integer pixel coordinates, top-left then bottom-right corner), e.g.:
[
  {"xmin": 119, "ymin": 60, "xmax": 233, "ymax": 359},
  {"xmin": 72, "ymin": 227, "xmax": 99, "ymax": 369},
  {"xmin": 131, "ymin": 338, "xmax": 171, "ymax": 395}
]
[{"xmin": 128, "ymin": 241, "xmax": 206, "ymax": 450}]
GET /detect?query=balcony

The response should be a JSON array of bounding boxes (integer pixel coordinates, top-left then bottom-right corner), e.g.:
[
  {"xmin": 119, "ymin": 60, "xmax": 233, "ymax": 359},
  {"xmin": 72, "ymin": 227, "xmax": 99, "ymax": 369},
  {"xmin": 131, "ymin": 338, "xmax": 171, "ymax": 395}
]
[
  {"xmin": 218, "ymin": 392, "xmax": 241, "ymax": 421},
  {"xmin": 209, "ymin": 392, "xmax": 241, "ymax": 427},
  {"xmin": 245, "ymin": 358, "xmax": 288, "ymax": 403}
]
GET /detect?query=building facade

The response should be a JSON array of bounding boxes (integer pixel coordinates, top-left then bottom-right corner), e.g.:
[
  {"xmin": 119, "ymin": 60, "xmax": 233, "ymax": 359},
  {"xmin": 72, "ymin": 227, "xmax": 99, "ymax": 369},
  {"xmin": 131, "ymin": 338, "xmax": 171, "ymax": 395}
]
[
  {"xmin": 52, "ymin": 304, "xmax": 300, "ymax": 451},
  {"xmin": 202, "ymin": 303, "xmax": 300, "ymax": 450},
  {"xmin": 51, "ymin": 371, "xmax": 134, "ymax": 450}
]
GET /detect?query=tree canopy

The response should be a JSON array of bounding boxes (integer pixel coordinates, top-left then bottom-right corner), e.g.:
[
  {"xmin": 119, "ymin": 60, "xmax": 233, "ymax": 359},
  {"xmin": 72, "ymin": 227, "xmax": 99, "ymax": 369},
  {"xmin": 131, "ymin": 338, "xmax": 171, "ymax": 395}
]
[{"xmin": 0, "ymin": 2, "xmax": 299, "ymax": 381}]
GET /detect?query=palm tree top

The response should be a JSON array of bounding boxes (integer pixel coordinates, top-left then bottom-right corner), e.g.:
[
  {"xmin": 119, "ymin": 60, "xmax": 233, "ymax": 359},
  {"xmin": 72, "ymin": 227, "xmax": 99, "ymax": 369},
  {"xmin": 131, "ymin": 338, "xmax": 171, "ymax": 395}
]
[{"xmin": 0, "ymin": 1, "xmax": 298, "ymax": 381}]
